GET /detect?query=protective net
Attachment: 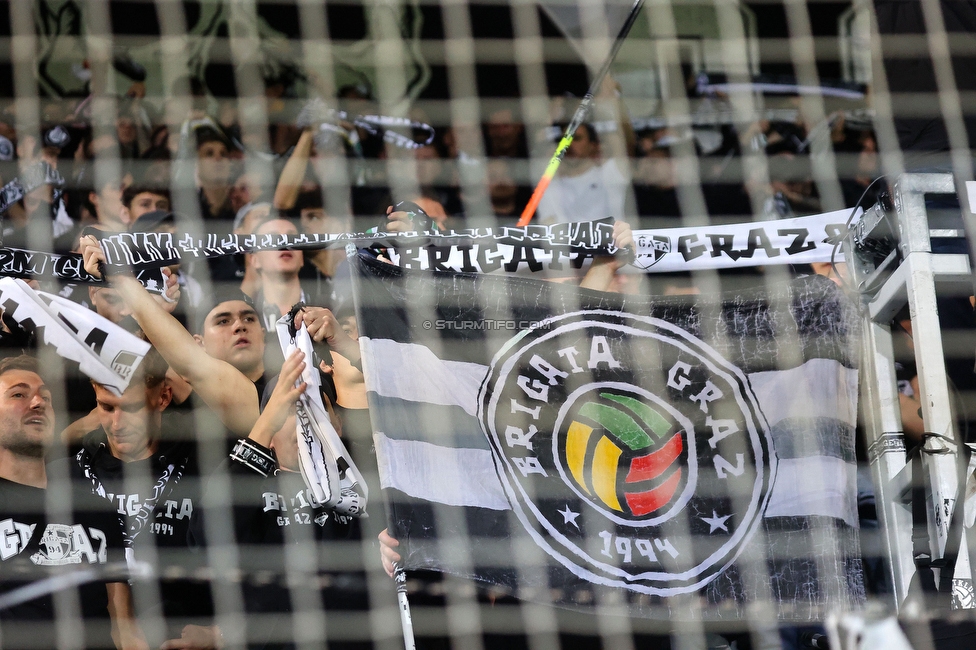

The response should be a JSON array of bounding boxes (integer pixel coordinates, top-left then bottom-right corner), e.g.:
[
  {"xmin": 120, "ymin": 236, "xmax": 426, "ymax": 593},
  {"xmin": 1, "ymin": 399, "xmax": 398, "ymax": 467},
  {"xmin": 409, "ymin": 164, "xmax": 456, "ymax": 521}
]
[{"xmin": 0, "ymin": 1, "xmax": 974, "ymax": 649}]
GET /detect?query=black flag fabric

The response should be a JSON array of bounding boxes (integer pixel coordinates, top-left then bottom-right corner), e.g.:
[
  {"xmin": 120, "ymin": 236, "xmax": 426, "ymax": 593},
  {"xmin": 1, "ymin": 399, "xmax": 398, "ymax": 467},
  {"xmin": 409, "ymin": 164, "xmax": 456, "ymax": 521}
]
[{"xmin": 353, "ymin": 253, "xmax": 864, "ymax": 623}]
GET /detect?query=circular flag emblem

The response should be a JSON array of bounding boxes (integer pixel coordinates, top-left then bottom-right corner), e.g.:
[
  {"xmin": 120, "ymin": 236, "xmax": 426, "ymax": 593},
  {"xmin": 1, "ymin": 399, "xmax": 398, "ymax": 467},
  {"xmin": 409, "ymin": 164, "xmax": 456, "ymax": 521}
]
[{"xmin": 478, "ymin": 310, "xmax": 775, "ymax": 596}]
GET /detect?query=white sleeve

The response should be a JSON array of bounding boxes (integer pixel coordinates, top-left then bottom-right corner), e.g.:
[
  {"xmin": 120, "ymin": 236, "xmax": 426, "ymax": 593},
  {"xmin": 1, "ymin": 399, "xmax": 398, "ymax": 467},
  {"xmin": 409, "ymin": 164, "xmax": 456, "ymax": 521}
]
[
  {"xmin": 536, "ymin": 179, "xmax": 564, "ymax": 224},
  {"xmin": 600, "ymin": 160, "xmax": 631, "ymax": 221}
]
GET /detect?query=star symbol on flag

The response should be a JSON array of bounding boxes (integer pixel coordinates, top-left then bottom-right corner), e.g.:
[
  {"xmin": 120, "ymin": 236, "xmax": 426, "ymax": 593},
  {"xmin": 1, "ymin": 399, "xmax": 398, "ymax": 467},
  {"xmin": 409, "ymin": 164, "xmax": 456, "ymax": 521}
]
[
  {"xmin": 701, "ymin": 511, "xmax": 731, "ymax": 533},
  {"xmin": 558, "ymin": 505, "xmax": 580, "ymax": 529}
]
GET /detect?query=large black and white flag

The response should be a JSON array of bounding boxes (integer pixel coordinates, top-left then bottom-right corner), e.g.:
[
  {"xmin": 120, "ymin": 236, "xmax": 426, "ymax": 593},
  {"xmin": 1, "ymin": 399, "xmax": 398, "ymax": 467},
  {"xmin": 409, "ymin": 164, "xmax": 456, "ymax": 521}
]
[{"xmin": 353, "ymin": 253, "xmax": 863, "ymax": 622}]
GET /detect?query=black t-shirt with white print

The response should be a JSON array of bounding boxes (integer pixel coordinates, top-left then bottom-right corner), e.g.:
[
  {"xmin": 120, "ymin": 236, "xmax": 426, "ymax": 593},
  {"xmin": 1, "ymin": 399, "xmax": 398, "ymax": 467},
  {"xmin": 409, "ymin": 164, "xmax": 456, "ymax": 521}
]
[
  {"xmin": 58, "ymin": 411, "xmax": 219, "ymax": 640},
  {"xmin": 188, "ymin": 450, "xmax": 362, "ymax": 650},
  {"xmin": 0, "ymin": 476, "xmax": 126, "ymax": 650}
]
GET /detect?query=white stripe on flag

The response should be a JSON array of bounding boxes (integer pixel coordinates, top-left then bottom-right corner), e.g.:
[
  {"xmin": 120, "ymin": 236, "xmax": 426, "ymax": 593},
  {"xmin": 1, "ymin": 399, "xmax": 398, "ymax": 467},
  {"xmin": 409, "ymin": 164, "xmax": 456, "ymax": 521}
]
[
  {"xmin": 374, "ymin": 431, "xmax": 511, "ymax": 510},
  {"xmin": 748, "ymin": 359, "xmax": 858, "ymax": 428},
  {"xmin": 374, "ymin": 437, "xmax": 859, "ymax": 524},
  {"xmin": 764, "ymin": 456, "xmax": 858, "ymax": 526},
  {"xmin": 367, "ymin": 339, "xmax": 858, "ymax": 522},
  {"xmin": 360, "ymin": 337, "xmax": 488, "ymax": 416},
  {"xmin": 363, "ymin": 339, "xmax": 856, "ymax": 429}
]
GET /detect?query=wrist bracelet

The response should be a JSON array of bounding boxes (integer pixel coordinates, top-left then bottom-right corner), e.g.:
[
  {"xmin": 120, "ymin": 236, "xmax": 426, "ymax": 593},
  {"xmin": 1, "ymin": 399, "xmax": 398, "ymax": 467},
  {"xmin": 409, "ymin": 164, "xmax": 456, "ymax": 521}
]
[{"xmin": 229, "ymin": 438, "xmax": 278, "ymax": 477}]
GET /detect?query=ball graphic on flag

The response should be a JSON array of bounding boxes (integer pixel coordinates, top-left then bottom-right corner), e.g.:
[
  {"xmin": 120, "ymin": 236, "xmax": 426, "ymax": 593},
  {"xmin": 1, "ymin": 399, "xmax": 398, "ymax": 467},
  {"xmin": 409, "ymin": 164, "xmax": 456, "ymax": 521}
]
[{"xmin": 563, "ymin": 390, "xmax": 686, "ymax": 519}]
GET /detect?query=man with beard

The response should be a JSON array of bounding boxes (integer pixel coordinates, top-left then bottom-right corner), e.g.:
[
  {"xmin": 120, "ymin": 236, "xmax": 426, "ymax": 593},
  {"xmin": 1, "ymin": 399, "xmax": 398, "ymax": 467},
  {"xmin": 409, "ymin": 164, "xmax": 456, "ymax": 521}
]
[{"xmin": 0, "ymin": 354, "xmax": 144, "ymax": 649}]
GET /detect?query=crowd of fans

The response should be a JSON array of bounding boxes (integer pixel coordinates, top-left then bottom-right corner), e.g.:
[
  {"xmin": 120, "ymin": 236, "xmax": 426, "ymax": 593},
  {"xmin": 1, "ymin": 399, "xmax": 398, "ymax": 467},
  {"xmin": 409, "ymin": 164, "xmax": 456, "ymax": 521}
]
[
  {"xmin": 0, "ymin": 71, "xmax": 886, "ymax": 252},
  {"xmin": 0, "ymin": 56, "xmax": 972, "ymax": 650}
]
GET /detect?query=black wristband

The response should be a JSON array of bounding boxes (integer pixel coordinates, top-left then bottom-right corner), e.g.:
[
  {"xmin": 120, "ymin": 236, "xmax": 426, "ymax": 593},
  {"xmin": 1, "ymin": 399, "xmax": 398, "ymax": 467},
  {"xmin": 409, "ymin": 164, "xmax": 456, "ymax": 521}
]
[{"xmin": 230, "ymin": 438, "xmax": 278, "ymax": 477}]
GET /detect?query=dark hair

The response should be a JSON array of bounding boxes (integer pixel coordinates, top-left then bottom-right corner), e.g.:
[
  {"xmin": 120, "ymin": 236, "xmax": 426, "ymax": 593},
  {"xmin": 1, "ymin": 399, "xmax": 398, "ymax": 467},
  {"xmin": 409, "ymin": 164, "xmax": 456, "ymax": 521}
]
[
  {"xmin": 579, "ymin": 123, "xmax": 599, "ymax": 143},
  {"xmin": 554, "ymin": 122, "xmax": 598, "ymax": 144},
  {"xmin": 122, "ymin": 185, "xmax": 170, "ymax": 209},
  {"xmin": 195, "ymin": 127, "xmax": 229, "ymax": 151},
  {"xmin": 193, "ymin": 288, "xmax": 260, "ymax": 335},
  {"xmin": 334, "ymin": 306, "xmax": 356, "ymax": 322},
  {"xmin": 137, "ymin": 347, "xmax": 169, "ymax": 389},
  {"xmin": 294, "ymin": 189, "xmax": 324, "ymax": 213},
  {"xmin": 0, "ymin": 354, "xmax": 42, "ymax": 382}
]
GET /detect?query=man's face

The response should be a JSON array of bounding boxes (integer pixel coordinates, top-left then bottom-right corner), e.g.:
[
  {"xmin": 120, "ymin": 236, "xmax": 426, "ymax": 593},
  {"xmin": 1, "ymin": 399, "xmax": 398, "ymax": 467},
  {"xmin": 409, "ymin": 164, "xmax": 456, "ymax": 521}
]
[
  {"xmin": 198, "ymin": 300, "xmax": 265, "ymax": 376},
  {"xmin": 197, "ymin": 141, "xmax": 230, "ymax": 185},
  {"xmin": 89, "ymin": 286, "xmax": 131, "ymax": 324},
  {"xmin": 0, "ymin": 370, "xmax": 53, "ymax": 458},
  {"xmin": 487, "ymin": 160, "xmax": 517, "ymax": 203},
  {"xmin": 123, "ymin": 192, "xmax": 170, "ymax": 225},
  {"xmin": 338, "ymin": 315, "xmax": 359, "ymax": 340},
  {"xmin": 253, "ymin": 220, "xmax": 303, "ymax": 276},
  {"xmin": 116, "ymin": 117, "xmax": 137, "ymax": 145},
  {"xmin": 229, "ymin": 173, "xmax": 256, "ymax": 213},
  {"xmin": 94, "ymin": 181, "xmax": 125, "ymax": 223},
  {"xmin": 23, "ymin": 184, "xmax": 52, "ymax": 216},
  {"xmin": 414, "ymin": 145, "xmax": 442, "ymax": 186},
  {"xmin": 93, "ymin": 381, "xmax": 169, "ymax": 462},
  {"xmin": 566, "ymin": 128, "xmax": 597, "ymax": 160},
  {"xmin": 486, "ymin": 109, "xmax": 523, "ymax": 152}
]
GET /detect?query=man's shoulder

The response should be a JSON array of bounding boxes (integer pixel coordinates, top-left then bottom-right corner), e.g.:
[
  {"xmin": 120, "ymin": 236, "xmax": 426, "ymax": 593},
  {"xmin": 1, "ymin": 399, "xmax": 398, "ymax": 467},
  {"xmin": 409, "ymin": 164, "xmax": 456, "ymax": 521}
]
[
  {"xmin": 0, "ymin": 476, "xmax": 43, "ymax": 505},
  {"xmin": 161, "ymin": 407, "xmax": 231, "ymax": 446},
  {"xmin": 0, "ymin": 474, "xmax": 118, "ymax": 523},
  {"xmin": 597, "ymin": 157, "xmax": 631, "ymax": 184}
]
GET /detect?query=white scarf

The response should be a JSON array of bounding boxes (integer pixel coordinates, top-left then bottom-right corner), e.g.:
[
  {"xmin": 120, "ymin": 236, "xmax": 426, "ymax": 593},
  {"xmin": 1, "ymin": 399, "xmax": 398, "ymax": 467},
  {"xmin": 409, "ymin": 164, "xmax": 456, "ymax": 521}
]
[
  {"xmin": 0, "ymin": 277, "xmax": 150, "ymax": 396},
  {"xmin": 275, "ymin": 315, "xmax": 368, "ymax": 517}
]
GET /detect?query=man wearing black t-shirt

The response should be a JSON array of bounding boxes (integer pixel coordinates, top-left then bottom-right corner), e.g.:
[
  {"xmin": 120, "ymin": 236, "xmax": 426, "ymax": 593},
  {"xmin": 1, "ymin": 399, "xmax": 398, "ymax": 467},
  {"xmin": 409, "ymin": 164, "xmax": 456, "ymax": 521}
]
[
  {"xmin": 0, "ymin": 354, "xmax": 143, "ymax": 649},
  {"xmin": 185, "ymin": 350, "xmax": 362, "ymax": 650},
  {"xmin": 55, "ymin": 347, "xmax": 220, "ymax": 647}
]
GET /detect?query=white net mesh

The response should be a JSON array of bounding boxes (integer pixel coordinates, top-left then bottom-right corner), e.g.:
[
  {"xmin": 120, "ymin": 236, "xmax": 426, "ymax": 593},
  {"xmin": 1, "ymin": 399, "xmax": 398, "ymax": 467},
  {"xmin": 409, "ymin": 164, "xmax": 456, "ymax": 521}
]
[{"xmin": 0, "ymin": 1, "xmax": 974, "ymax": 649}]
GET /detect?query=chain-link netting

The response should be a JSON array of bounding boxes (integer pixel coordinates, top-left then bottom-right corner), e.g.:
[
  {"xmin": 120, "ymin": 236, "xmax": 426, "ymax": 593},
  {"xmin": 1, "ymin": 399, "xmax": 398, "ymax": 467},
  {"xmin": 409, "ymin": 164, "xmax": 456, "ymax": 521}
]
[{"xmin": 0, "ymin": 1, "xmax": 975, "ymax": 649}]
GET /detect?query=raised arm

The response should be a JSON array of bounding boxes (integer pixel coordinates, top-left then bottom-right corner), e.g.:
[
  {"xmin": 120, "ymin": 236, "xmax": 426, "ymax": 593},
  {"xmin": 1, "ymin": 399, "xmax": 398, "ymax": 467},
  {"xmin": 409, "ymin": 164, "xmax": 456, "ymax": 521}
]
[
  {"xmin": 593, "ymin": 76, "xmax": 635, "ymax": 172},
  {"xmin": 247, "ymin": 349, "xmax": 307, "ymax": 449},
  {"xmin": 295, "ymin": 306, "xmax": 362, "ymax": 365},
  {"xmin": 580, "ymin": 221, "xmax": 634, "ymax": 291},
  {"xmin": 273, "ymin": 128, "xmax": 315, "ymax": 211},
  {"xmin": 79, "ymin": 236, "xmax": 259, "ymax": 436}
]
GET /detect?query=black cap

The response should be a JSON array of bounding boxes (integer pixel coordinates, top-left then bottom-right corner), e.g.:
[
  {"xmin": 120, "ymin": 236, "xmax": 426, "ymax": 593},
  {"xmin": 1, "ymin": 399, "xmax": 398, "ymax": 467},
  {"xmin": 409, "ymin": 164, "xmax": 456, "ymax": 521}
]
[
  {"xmin": 130, "ymin": 210, "xmax": 175, "ymax": 233},
  {"xmin": 192, "ymin": 287, "xmax": 260, "ymax": 335}
]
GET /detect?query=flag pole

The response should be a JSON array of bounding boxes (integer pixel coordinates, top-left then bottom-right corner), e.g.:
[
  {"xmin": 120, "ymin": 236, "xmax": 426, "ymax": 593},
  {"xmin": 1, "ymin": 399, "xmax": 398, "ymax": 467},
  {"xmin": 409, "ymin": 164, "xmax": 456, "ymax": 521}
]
[
  {"xmin": 516, "ymin": 0, "xmax": 645, "ymax": 227},
  {"xmin": 344, "ymin": 243, "xmax": 416, "ymax": 650},
  {"xmin": 393, "ymin": 563, "xmax": 417, "ymax": 650}
]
